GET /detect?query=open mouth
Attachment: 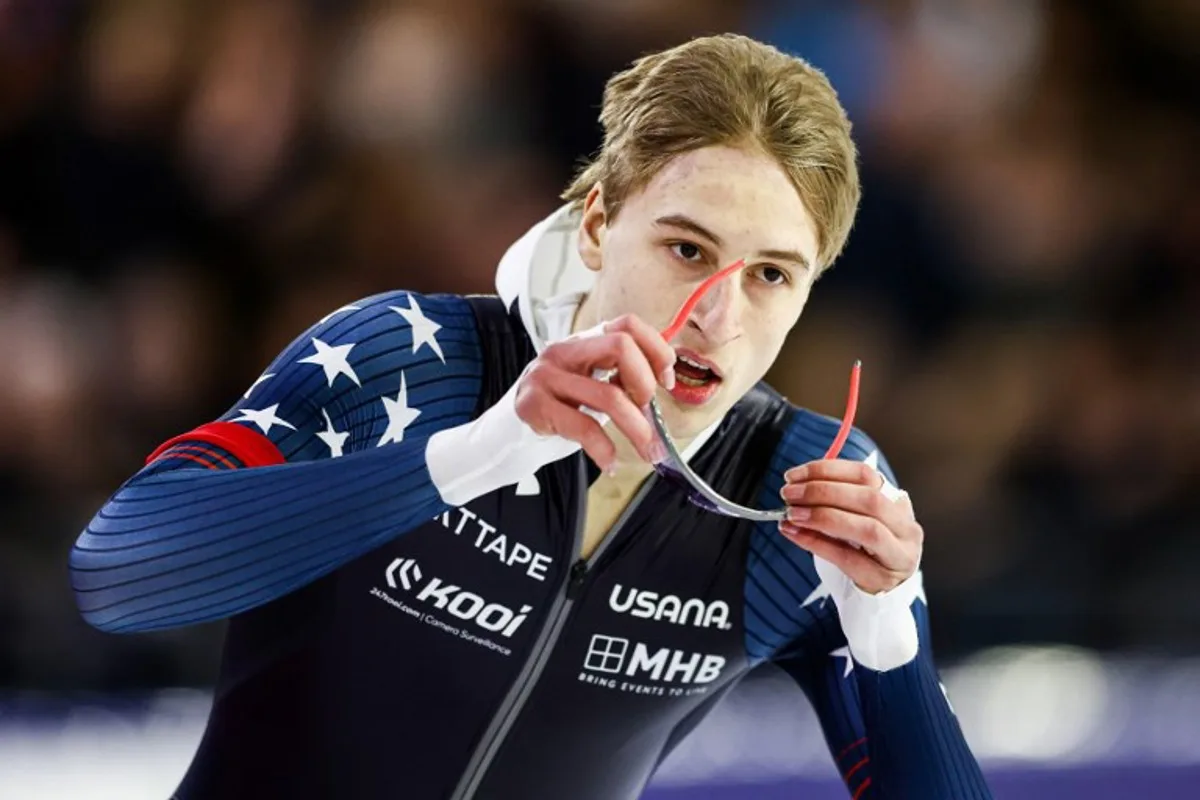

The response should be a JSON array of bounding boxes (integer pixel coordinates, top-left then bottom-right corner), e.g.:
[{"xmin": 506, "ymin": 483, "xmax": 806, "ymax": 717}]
[
  {"xmin": 674, "ymin": 354, "xmax": 721, "ymax": 388},
  {"xmin": 668, "ymin": 350, "xmax": 723, "ymax": 406}
]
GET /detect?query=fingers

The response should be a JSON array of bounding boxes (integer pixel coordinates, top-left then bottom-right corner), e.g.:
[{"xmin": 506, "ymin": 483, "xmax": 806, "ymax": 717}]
[
  {"xmin": 604, "ymin": 314, "xmax": 677, "ymax": 391},
  {"xmin": 779, "ymin": 462, "xmax": 924, "ymax": 590},
  {"xmin": 515, "ymin": 369, "xmax": 617, "ymax": 468},
  {"xmin": 538, "ymin": 396, "xmax": 617, "ymax": 470},
  {"xmin": 785, "ymin": 458, "xmax": 883, "ymax": 486},
  {"xmin": 779, "ymin": 524, "xmax": 901, "ymax": 595},
  {"xmin": 783, "ymin": 505, "xmax": 918, "ymax": 575},
  {"xmin": 544, "ymin": 314, "xmax": 675, "ymax": 406},
  {"xmin": 515, "ymin": 358, "xmax": 664, "ymax": 468},
  {"xmin": 546, "ymin": 368, "xmax": 661, "ymax": 463},
  {"xmin": 542, "ymin": 333, "xmax": 655, "ymax": 407},
  {"xmin": 518, "ymin": 313, "xmax": 676, "ymax": 468},
  {"xmin": 781, "ymin": 480, "xmax": 913, "ymax": 541}
]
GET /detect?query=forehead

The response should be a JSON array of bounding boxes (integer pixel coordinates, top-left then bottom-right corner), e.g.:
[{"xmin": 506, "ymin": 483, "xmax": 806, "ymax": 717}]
[{"xmin": 625, "ymin": 145, "xmax": 819, "ymax": 264}]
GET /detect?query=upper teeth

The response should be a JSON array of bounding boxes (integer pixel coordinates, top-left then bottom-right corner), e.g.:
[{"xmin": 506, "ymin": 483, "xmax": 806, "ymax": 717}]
[{"xmin": 679, "ymin": 355, "xmax": 711, "ymax": 372}]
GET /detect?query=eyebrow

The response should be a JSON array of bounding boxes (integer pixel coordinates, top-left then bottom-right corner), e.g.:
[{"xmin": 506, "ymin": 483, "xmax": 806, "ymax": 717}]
[{"xmin": 654, "ymin": 213, "xmax": 812, "ymax": 271}]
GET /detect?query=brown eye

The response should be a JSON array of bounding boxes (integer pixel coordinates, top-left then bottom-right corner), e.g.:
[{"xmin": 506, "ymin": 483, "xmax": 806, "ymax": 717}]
[
  {"xmin": 758, "ymin": 266, "xmax": 788, "ymax": 286},
  {"xmin": 671, "ymin": 242, "xmax": 703, "ymax": 262}
]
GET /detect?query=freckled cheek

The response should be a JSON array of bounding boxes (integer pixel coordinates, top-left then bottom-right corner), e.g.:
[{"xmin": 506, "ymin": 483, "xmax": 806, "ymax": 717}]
[
  {"xmin": 747, "ymin": 315, "xmax": 791, "ymax": 363},
  {"xmin": 627, "ymin": 269, "xmax": 681, "ymax": 324},
  {"xmin": 609, "ymin": 280, "xmax": 654, "ymax": 324}
]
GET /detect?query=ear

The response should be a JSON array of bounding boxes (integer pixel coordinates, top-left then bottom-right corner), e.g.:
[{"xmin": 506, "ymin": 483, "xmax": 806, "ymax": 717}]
[{"xmin": 577, "ymin": 184, "xmax": 606, "ymax": 272}]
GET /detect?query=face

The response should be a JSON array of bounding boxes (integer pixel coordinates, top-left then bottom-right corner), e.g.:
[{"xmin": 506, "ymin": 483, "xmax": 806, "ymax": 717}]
[{"xmin": 576, "ymin": 144, "xmax": 821, "ymax": 440}]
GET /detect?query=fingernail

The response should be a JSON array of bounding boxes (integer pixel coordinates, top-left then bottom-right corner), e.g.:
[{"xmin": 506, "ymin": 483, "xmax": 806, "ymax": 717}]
[
  {"xmin": 780, "ymin": 483, "xmax": 804, "ymax": 501},
  {"xmin": 779, "ymin": 521, "xmax": 803, "ymax": 537},
  {"xmin": 788, "ymin": 507, "xmax": 811, "ymax": 522},
  {"xmin": 660, "ymin": 367, "xmax": 675, "ymax": 391},
  {"xmin": 649, "ymin": 440, "xmax": 668, "ymax": 464}
]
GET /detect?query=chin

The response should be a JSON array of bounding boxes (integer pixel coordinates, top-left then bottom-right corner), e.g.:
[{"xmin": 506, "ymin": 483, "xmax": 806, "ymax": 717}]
[{"xmin": 657, "ymin": 387, "xmax": 728, "ymax": 439}]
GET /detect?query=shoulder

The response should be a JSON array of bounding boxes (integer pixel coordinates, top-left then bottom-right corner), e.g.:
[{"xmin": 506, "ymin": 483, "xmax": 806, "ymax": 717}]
[
  {"xmin": 220, "ymin": 291, "xmax": 487, "ymax": 460},
  {"xmin": 246, "ymin": 290, "xmax": 484, "ymax": 402},
  {"xmin": 771, "ymin": 403, "xmax": 898, "ymax": 486},
  {"xmin": 274, "ymin": 291, "xmax": 482, "ymax": 367},
  {"xmin": 731, "ymin": 382, "xmax": 898, "ymax": 490}
]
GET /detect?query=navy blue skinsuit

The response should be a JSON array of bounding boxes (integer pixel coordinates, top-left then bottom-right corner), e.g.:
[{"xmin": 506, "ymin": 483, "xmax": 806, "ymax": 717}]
[{"xmin": 71, "ymin": 291, "xmax": 991, "ymax": 799}]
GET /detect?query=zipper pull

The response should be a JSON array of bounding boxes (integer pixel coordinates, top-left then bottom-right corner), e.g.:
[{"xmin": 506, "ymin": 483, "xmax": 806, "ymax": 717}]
[{"xmin": 566, "ymin": 560, "xmax": 589, "ymax": 600}]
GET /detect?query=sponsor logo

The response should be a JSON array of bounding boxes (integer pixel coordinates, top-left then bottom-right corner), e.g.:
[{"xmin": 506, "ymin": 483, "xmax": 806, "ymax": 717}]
[
  {"xmin": 385, "ymin": 558, "xmax": 532, "ymax": 638},
  {"xmin": 434, "ymin": 508, "xmax": 554, "ymax": 581},
  {"xmin": 578, "ymin": 634, "xmax": 727, "ymax": 698},
  {"xmin": 373, "ymin": 559, "xmax": 534, "ymax": 656},
  {"xmin": 387, "ymin": 557, "xmax": 423, "ymax": 590},
  {"xmin": 609, "ymin": 584, "xmax": 732, "ymax": 630}
]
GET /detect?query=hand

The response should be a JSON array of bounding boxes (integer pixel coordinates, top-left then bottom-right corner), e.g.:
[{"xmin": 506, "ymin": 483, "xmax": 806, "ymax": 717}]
[
  {"xmin": 514, "ymin": 314, "xmax": 676, "ymax": 471},
  {"xmin": 778, "ymin": 459, "xmax": 922, "ymax": 594}
]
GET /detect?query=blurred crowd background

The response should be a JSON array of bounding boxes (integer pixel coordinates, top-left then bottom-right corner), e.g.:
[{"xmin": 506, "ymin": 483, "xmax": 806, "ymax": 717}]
[{"xmin": 0, "ymin": 0, "xmax": 1197, "ymax": 709}]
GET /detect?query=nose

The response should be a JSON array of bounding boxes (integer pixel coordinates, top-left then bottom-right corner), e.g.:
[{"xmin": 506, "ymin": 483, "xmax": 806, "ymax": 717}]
[{"xmin": 687, "ymin": 275, "xmax": 744, "ymax": 347}]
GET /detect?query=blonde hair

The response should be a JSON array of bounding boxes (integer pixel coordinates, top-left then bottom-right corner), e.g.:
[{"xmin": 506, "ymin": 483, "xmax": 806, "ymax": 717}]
[{"xmin": 564, "ymin": 34, "xmax": 860, "ymax": 272}]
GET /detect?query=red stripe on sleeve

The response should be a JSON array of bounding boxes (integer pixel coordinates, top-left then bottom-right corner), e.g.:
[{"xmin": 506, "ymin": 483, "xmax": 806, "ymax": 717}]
[
  {"xmin": 159, "ymin": 451, "xmax": 220, "ymax": 470},
  {"xmin": 852, "ymin": 777, "xmax": 873, "ymax": 800},
  {"xmin": 837, "ymin": 737, "xmax": 868, "ymax": 762},
  {"xmin": 844, "ymin": 756, "xmax": 870, "ymax": 782},
  {"xmin": 146, "ymin": 421, "xmax": 286, "ymax": 469},
  {"xmin": 167, "ymin": 444, "xmax": 240, "ymax": 470}
]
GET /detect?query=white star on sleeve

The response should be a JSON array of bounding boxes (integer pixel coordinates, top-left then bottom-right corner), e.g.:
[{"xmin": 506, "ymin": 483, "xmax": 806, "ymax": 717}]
[
  {"xmin": 299, "ymin": 338, "xmax": 362, "ymax": 388},
  {"xmin": 378, "ymin": 372, "xmax": 421, "ymax": 446},
  {"xmin": 319, "ymin": 303, "xmax": 361, "ymax": 325},
  {"xmin": 831, "ymin": 645, "xmax": 854, "ymax": 679},
  {"xmin": 233, "ymin": 404, "xmax": 297, "ymax": 435},
  {"xmin": 244, "ymin": 372, "xmax": 275, "ymax": 399},
  {"xmin": 390, "ymin": 294, "xmax": 445, "ymax": 363},
  {"xmin": 802, "ymin": 580, "xmax": 830, "ymax": 609},
  {"xmin": 316, "ymin": 408, "xmax": 350, "ymax": 458}
]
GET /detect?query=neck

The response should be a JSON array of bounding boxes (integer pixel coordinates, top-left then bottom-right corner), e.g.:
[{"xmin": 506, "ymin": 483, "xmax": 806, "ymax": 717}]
[
  {"xmin": 571, "ymin": 291, "xmax": 599, "ymax": 335},
  {"xmin": 571, "ymin": 293, "xmax": 696, "ymax": 468}
]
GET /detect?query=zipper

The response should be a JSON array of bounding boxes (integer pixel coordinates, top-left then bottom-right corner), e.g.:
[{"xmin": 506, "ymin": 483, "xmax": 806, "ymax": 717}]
[{"xmin": 448, "ymin": 458, "xmax": 656, "ymax": 800}]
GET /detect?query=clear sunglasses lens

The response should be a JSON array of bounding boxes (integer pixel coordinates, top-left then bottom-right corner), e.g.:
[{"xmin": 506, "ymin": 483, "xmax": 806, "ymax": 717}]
[
  {"xmin": 649, "ymin": 401, "xmax": 783, "ymax": 521},
  {"xmin": 652, "ymin": 461, "xmax": 724, "ymax": 514}
]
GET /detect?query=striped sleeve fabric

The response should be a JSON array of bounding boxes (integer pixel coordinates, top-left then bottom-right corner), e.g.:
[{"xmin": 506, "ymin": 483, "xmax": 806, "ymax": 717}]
[
  {"xmin": 70, "ymin": 292, "xmax": 484, "ymax": 634},
  {"xmin": 777, "ymin": 599, "xmax": 991, "ymax": 799},
  {"xmin": 746, "ymin": 413, "xmax": 992, "ymax": 798}
]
